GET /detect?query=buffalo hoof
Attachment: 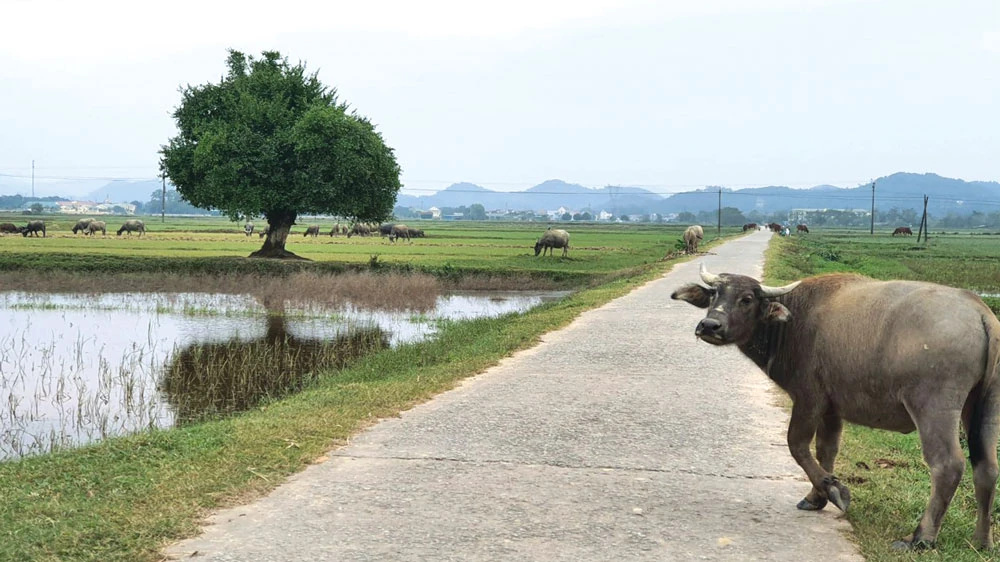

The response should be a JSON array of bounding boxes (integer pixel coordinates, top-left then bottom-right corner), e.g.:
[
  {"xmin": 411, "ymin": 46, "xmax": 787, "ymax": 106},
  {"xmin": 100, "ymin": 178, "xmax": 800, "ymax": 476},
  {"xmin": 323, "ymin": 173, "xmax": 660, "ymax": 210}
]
[
  {"xmin": 891, "ymin": 539, "xmax": 934, "ymax": 551},
  {"xmin": 823, "ymin": 476, "xmax": 851, "ymax": 512},
  {"xmin": 796, "ymin": 497, "xmax": 828, "ymax": 511}
]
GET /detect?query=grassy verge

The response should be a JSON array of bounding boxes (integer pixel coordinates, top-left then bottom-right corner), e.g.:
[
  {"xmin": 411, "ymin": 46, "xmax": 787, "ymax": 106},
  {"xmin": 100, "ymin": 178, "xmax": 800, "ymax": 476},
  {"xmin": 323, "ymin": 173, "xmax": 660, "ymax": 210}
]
[
  {"xmin": 764, "ymin": 231, "xmax": 1000, "ymax": 561},
  {"xmin": 0, "ymin": 234, "xmax": 728, "ymax": 561}
]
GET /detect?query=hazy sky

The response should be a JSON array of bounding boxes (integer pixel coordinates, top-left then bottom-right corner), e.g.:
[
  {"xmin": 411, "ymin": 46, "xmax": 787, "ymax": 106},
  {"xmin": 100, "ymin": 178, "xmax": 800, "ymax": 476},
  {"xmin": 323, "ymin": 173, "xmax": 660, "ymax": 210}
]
[{"xmin": 1, "ymin": 0, "xmax": 997, "ymax": 197}]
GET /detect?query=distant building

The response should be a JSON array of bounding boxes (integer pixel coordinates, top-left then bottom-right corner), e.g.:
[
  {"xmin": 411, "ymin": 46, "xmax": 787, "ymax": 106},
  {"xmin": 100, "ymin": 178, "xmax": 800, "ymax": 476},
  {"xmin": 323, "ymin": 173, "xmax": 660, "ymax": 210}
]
[
  {"xmin": 428, "ymin": 207, "xmax": 442, "ymax": 219},
  {"xmin": 54, "ymin": 200, "xmax": 136, "ymax": 215},
  {"xmin": 788, "ymin": 208, "xmax": 869, "ymax": 223},
  {"xmin": 597, "ymin": 210, "xmax": 614, "ymax": 221}
]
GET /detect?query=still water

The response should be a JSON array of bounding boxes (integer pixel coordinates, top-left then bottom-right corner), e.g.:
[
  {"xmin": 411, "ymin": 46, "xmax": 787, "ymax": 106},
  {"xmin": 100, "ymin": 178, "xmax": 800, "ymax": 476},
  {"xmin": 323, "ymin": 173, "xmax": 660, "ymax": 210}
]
[{"xmin": 0, "ymin": 290, "xmax": 568, "ymax": 460}]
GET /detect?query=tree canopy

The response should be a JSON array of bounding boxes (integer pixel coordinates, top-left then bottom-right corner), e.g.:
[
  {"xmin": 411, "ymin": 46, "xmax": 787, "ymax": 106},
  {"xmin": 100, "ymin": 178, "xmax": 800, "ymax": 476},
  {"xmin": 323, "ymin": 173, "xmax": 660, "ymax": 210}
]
[{"xmin": 161, "ymin": 50, "xmax": 401, "ymax": 258}]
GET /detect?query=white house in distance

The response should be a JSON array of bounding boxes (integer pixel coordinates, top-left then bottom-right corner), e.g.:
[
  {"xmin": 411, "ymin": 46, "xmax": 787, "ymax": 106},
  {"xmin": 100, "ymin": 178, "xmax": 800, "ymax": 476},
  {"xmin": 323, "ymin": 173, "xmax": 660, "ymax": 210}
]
[
  {"xmin": 55, "ymin": 200, "xmax": 137, "ymax": 215},
  {"xmin": 427, "ymin": 207, "xmax": 442, "ymax": 219}
]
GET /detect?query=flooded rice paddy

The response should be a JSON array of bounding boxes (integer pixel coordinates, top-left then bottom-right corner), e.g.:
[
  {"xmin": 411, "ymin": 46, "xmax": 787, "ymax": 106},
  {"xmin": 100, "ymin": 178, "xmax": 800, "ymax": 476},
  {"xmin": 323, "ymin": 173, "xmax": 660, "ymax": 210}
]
[{"xmin": 0, "ymin": 289, "xmax": 568, "ymax": 460}]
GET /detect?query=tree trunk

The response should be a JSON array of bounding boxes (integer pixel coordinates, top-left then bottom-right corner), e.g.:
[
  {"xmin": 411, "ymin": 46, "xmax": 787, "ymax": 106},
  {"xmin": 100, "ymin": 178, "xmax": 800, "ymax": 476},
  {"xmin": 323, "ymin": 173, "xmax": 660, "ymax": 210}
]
[{"xmin": 249, "ymin": 212, "xmax": 308, "ymax": 260}]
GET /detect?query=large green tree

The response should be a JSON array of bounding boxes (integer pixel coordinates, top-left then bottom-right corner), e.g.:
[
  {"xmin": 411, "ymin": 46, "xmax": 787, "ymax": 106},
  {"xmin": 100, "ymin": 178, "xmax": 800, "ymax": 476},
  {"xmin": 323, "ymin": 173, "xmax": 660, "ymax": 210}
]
[{"xmin": 161, "ymin": 50, "xmax": 401, "ymax": 258}]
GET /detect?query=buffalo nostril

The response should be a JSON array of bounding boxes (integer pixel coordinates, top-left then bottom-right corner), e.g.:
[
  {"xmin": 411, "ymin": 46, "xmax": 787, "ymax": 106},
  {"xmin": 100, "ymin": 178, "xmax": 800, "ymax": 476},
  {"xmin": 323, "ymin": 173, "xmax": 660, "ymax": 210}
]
[{"xmin": 696, "ymin": 318, "xmax": 722, "ymax": 336}]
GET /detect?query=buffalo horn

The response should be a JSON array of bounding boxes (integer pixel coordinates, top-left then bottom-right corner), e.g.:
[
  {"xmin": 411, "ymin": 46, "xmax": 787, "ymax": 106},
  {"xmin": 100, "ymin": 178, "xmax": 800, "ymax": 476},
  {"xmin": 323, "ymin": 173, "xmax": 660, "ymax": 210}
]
[
  {"xmin": 699, "ymin": 263, "xmax": 722, "ymax": 286},
  {"xmin": 758, "ymin": 280, "xmax": 801, "ymax": 298}
]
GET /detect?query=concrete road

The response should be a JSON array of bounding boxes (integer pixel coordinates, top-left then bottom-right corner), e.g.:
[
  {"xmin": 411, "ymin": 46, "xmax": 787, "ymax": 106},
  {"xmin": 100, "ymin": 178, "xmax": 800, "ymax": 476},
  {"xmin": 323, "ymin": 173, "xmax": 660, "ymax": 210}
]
[{"xmin": 165, "ymin": 230, "xmax": 862, "ymax": 561}]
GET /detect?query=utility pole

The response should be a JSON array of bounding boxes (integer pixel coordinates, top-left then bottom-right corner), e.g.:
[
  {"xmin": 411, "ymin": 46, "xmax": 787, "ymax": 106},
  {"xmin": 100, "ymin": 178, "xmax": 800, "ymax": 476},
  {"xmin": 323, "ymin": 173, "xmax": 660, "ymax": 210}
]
[
  {"xmin": 31, "ymin": 160, "xmax": 35, "ymax": 198},
  {"xmin": 869, "ymin": 179, "xmax": 876, "ymax": 235},
  {"xmin": 717, "ymin": 186, "xmax": 722, "ymax": 235},
  {"xmin": 161, "ymin": 173, "xmax": 166, "ymax": 223},
  {"xmin": 918, "ymin": 195, "xmax": 929, "ymax": 244}
]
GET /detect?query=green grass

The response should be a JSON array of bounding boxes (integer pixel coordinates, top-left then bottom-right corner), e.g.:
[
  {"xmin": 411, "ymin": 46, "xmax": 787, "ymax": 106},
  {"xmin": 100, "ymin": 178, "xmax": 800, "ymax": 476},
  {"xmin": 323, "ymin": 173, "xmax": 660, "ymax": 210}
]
[
  {"xmin": 0, "ymin": 216, "xmax": 735, "ymax": 285},
  {"xmin": 764, "ymin": 228, "xmax": 1000, "ymax": 561},
  {"xmin": 0, "ymin": 219, "xmax": 737, "ymax": 561}
]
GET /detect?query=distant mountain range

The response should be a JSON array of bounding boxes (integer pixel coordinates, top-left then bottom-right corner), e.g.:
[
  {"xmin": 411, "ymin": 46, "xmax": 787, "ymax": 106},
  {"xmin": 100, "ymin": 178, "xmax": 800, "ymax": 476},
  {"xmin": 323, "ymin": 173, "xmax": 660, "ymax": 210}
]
[
  {"xmin": 84, "ymin": 180, "xmax": 163, "ymax": 204},
  {"xmin": 397, "ymin": 173, "xmax": 1000, "ymax": 216},
  {"xmin": 4, "ymin": 172, "xmax": 994, "ymax": 218}
]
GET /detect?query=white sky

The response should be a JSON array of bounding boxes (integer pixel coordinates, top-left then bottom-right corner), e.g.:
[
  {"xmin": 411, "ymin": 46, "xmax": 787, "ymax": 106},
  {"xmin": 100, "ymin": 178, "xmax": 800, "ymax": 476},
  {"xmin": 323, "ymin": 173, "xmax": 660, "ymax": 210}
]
[{"xmin": 0, "ymin": 0, "xmax": 997, "ymax": 196}]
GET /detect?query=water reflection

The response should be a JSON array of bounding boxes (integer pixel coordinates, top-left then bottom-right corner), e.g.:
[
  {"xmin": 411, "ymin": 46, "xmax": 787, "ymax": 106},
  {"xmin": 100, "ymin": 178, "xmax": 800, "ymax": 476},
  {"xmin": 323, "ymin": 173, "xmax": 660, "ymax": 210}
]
[
  {"xmin": 161, "ymin": 315, "xmax": 389, "ymax": 424},
  {"xmin": 0, "ymin": 289, "xmax": 568, "ymax": 460}
]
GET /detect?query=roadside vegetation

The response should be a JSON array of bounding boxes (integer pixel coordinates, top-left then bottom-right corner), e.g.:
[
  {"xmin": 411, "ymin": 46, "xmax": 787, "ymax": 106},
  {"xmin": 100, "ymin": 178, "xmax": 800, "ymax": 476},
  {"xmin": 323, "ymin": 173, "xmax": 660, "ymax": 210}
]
[
  {"xmin": 764, "ymin": 228, "xmax": 1000, "ymax": 561},
  {"xmin": 0, "ymin": 220, "xmax": 736, "ymax": 561}
]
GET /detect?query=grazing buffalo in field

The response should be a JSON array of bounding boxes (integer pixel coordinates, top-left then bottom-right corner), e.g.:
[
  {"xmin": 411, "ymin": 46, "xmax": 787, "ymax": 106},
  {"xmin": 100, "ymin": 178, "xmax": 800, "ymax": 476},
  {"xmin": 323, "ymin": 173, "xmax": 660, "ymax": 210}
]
[
  {"xmin": 347, "ymin": 224, "xmax": 371, "ymax": 238},
  {"xmin": 21, "ymin": 220, "xmax": 45, "ymax": 237},
  {"xmin": 0, "ymin": 223, "xmax": 20, "ymax": 234},
  {"xmin": 378, "ymin": 223, "xmax": 396, "ymax": 237},
  {"xmin": 892, "ymin": 227, "xmax": 913, "ymax": 237},
  {"xmin": 258, "ymin": 225, "xmax": 270, "ymax": 238},
  {"xmin": 244, "ymin": 223, "xmax": 254, "ymax": 237},
  {"xmin": 408, "ymin": 228, "xmax": 425, "ymax": 238},
  {"xmin": 71, "ymin": 218, "xmax": 95, "ymax": 234},
  {"xmin": 388, "ymin": 224, "xmax": 411, "ymax": 243},
  {"xmin": 683, "ymin": 225, "xmax": 703, "ymax": 254},
  {"xmin": 329, "ymin": 224, "xmax": 344, "ymax": 237},
  {"xmin": 534, "ymin": 228, "xmax": 570, "ymax": 257},
  {"xmin": 672, "ymin": 264, "xmax": 1000, "ymax": 550},
  {"xmin": 85, "ymin": 221, "xmax": 107, "ymax": 236},
  {"xmin": 797, "ymin": 224, "xmax": 810, "ymax": 234},
  {"xmin": 303, "ymin": 225, "xmax": 321, "ymax": 237},
  {"xmin": 117, "ymin": 219, "xmax": 145, "ymax": 236},
  {"xmin": 742, "ymin": 223, "xmax": 758, "ymax": 232}
]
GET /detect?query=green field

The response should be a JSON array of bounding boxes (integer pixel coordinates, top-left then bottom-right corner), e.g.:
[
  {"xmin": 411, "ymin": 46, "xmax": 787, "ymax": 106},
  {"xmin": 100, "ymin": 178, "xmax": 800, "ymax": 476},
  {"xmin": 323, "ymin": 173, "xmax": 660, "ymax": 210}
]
[
  {"xmin": 0, "ymin": 215, "xmax": 727, "ymax": 281},
  {"xmin": 765, "ymin": 229, "xmax": 1000, "ymax": 561}
]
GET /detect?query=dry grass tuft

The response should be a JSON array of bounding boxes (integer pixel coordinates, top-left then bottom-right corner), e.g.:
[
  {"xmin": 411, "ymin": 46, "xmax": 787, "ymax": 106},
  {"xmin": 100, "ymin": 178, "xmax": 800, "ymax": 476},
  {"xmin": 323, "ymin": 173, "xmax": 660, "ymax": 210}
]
[{"xmin": 0, "ymin": 271, "xmax": 442, "ymax": 312}]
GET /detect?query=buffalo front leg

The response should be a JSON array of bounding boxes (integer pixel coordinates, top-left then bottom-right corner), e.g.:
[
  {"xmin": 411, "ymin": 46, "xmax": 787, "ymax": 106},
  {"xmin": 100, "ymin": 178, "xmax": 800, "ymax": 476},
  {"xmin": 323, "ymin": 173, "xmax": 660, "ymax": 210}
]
[
  {"xmin": 893, "ymin": 409, "xmax": 964, "ymax": 550},
  {"xmin": 798, "ymin": 412, "xmax": 843, "ymax": 511},
  {"xmin": 788, "ymin": 401, "xmax": 850, "ymax": 512}
]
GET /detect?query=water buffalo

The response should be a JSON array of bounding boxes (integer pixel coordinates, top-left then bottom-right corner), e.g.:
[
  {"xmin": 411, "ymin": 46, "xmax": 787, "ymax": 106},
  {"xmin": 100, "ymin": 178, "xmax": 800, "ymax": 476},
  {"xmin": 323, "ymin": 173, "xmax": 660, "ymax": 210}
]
[
  {"xmin": 672, "ymin": 264, "xmax": 1000, "ymax": 549},
  {"xmin": 796, "ymin": 224, "xmax": 809, "ymax": 234},
  {"xmin": 408, "ymin": 228, "xmax": 425, "ymax": 238},
  {"xmin": 71, "ymin": 218, "xmax": 95, "ymax": 234},
  {"xmin": 258, "ymin": 225, "xmax": 270, "ymax": 238},
  {"xmin": 328, "ymin": 224, "xmax": 343, "ymax": 237},
  {"xmin": 303, "ymin": 225, "xmax": 321, "ymax": 237},
  {"xmin": 244, "ymin": 223, "xmax": 254, "ymax": 237},
  {"xmin": 683, "ymin": 225, "xmax": 703, "ymax": 254},
  {"xmin": 534, "ymin": 228, "xmax": 570, "ymax": 257},
  {"xmin": 892, "ymin": 227, "xmax": 913, "ymax": 236},
  {"xmin": 21, "ymin": 220, "xmax": 45, "ymax": 237},
  {"xmin": 388, "ymin": 224, "xmax": 411, "ymax": 243},
  {"xmin": 768, "ymin": 222, "xmax": 783, "ymax": 233},
  {"xmin": 742, "ymin": 223, "xmax": 758, "ymax": 232},
  {"xmin": 85, "ymin": 221, "xmax": 107, "ymax": 236},
  {"xmin": 117, "ymin": 219, "xmax": 145, "ymax": 236},
  {"xmin": 379, "ymin": 223, "xmax": 396, "ymax": 237},
  {"xmin": 0, "ymin": 223, "xmax": 20, "ymax": 234},
  {"xmin": 347, "ymin": 224, "xmax": 370, "ymax": 238}
]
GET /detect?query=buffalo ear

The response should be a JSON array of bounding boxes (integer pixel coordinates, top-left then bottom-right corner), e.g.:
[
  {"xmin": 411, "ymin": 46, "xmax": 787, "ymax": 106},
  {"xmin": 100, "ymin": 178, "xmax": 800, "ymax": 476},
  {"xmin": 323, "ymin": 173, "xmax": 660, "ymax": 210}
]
[
  {"xmin": 766, "ymin": 302, "xmax": 791, "ymax": 323},
  {"xmin": 671, "ymin": 284, "xmax": 712, "ymax": 308}
]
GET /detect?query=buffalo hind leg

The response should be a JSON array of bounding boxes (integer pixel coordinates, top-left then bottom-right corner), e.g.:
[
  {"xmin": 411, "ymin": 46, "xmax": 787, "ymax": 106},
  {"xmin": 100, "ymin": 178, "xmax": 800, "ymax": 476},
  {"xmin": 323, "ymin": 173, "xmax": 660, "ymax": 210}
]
[
  {"xmin": 964, "ymin": 390, "xmax": 1000, "ymax": 549},
  {"xmin": 893, "ymin": 409, "xmax": 964, "ymax": 550},
  {"xmin": 798, "ymin": 412, "xmax": 843, "ymax": 511},
  {"xmin": 788, "ymin": 401, "xmax": 850, "ymax": 512}
]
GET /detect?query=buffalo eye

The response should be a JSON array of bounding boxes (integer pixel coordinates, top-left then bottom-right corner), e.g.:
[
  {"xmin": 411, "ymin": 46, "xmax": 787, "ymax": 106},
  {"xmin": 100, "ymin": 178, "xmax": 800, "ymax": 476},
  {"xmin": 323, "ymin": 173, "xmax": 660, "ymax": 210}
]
[{"xmin": 739, "ymin": 294, "xmax": 754, "ymax": 306}]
